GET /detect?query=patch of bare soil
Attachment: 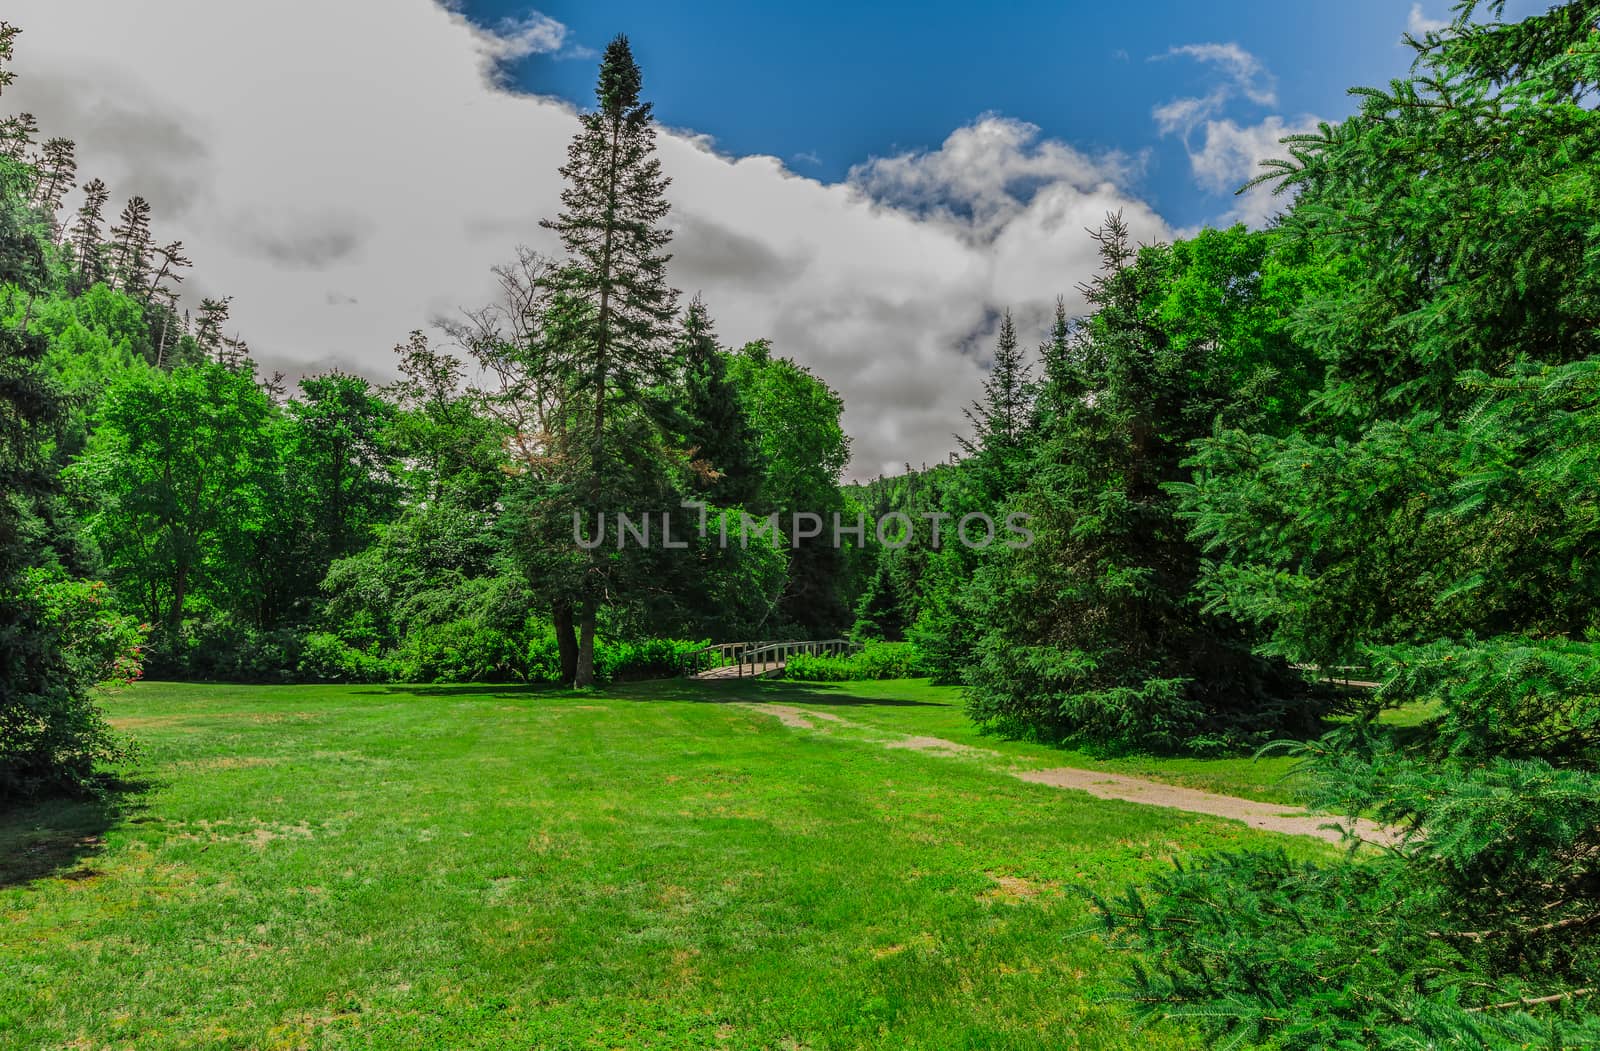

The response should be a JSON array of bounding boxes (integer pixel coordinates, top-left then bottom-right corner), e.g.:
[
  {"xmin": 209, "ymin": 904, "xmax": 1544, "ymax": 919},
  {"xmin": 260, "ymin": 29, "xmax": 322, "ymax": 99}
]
[
  {"xmin": 741, "ymin": 702, "xmax": 1396, "ymax": 846},
  {"xmin": 1014, "ymin": 767, "xmax": 1395, "ymax": 846}
]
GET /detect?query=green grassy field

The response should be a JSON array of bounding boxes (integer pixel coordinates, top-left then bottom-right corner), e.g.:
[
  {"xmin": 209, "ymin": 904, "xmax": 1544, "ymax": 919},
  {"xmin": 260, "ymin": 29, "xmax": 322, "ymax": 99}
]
[{"xmin": 2, "ymin": 679, "xmax": 1329, "ymax": 1050}]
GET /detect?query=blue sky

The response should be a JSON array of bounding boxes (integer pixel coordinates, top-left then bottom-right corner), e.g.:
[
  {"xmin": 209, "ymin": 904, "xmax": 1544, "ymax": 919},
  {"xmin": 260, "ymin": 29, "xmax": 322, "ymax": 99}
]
[{"xmin": 463, "ymin": 0, "xmax": 1448, "ymax": 228}]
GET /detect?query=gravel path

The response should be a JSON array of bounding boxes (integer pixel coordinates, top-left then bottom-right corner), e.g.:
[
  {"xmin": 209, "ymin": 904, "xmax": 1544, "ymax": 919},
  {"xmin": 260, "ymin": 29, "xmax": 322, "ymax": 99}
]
[{"xmin": 742, "ymin": 703, "xmax": 1396, "ymax": 847}]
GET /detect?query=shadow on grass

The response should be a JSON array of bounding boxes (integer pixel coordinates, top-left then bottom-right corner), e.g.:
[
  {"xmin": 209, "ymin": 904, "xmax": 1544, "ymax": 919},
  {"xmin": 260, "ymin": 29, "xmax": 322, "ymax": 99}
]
[
  {"xmin": 614, "ymin": 677, "xmax": 950, "ymax": 708},
  {"xmin": 354, "ymin": 683, "xmax": 563, "ymax": 699},
  {"xmin": 0, "ymin": 777, "xmax": 149, "ymax": 888}
]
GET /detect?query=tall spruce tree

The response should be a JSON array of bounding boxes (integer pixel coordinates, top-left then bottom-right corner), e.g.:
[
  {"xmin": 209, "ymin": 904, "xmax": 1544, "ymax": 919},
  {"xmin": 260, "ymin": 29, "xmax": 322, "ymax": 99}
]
[
  {"xmin": 538, "ymin": 34, "xmax": 677, "ymax": 686},
  {"xmin": 30, "ymin": 136, "xmax": 74, "ymax": 237},
  {"xmin": 958, "ymin": 309, "xmax": 1033, "ymax": 459},
  {"xmin": 194, "ymin": 296, "xmax": 231, "ymax": 362}
]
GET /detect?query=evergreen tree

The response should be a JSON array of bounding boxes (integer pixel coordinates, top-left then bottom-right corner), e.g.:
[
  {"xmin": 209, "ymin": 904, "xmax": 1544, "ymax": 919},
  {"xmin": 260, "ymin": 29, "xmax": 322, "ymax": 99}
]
[
  {"xmin": 107, "ymin": 195, "xmax": 153, "ymax": 296},
  {"xmin": 537, "ymin": 34, "xmax": 678, "ymax": 686},
  {"xmin": 674, "ymin": 295, "xmax": 761, "ymax": 507},
  {"xmin": 146, "ymin": 241, "xmax": 191, "ymax": 366},
  {"xmin": 0, "ymin": 110, "xmax": 35, "ymax": 162},
  {"xmin": 1034, "ymin": 297, "xmax": 1074, "ymax": 431},
  {"xmin": 193, "ymin": 295, "xmax": 231, "ymax": 362},
  {"xmin": 1102, "ymin": 2, "xmax": 1600, "ymax": 1043},
  {"xmin": 958, "ymin": 309, "xmax": 1033, "ymax": 459},
  {"xmin": 851, "ymin": 553, "xmax": 907, "ymax": 641},
  {"xmin": 70, "ymin": 177, "xmax": 109, "ymax": 288},
  {"xmin": 30, "ymin": 136, "xmax": 74, "ymax": 236},
  {"xmin": 962, "ymin": 217, "xmax": 1309, "ymax": 750}
]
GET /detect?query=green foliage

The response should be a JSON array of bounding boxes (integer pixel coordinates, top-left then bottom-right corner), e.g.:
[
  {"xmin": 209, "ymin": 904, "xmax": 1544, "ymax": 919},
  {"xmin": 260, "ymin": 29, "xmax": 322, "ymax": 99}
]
[
  {"xmin": 1098, "ymin": 3, "xmax": 1600, "ymax": 1042},
  {"xmin": 69, "ymin": 361, "xmax": 277, "ymax": 637},
  {"xmin": 0, "ymin": 49, "xmax": 144, "ymax": 799},
  {"xmin": 781, "ymin": 641, "xmax": 929, "ymax": 682},
  {"xmin": 0, "ymin": 570, "xmax": 144, "ymax": 797},
  {"xmin": 726, "ymin": 341, "xmax": 855, "ymax": 635},
  {"xmin": 297, "ymin": 631, "xmax": 401, "ymax": 684},
  {"xmin": 961, "ymin": 220, "xmax": 1314, "ymax": 752}
]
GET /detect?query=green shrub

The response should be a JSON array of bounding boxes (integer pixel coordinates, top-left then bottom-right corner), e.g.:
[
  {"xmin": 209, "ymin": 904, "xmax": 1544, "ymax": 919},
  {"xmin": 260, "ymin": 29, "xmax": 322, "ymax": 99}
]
[
  {"xmin": 781, "ymin": 641, "xmax": 929, "ymax": 682},
  {"xmin": 1, "ymin": 570, "xmax": 145, "ymax": 798},
  {"xmin": 393, "ymin": 618, "xmax": 529, "ymax": 684},
  {"xmin": 600, "ymin": 638, "xmax": 707, "ymax": 682},
  {"xmin": 524, "ymin": 633, "xmax": 706, "ymax": 685},
  {"xmin": 297, "ymin": 632, "xmax": 400, "ymax": 684},
  {"xmin": 144, "ymin": 617, "xmax": 304, "ymax": 683}
]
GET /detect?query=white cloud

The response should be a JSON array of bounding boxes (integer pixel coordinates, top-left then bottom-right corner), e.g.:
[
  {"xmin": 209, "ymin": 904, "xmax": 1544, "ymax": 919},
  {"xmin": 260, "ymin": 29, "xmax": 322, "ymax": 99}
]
[
  {"xmin": 1188, "ymin": 115, "xmax": 1322, "ymax": 226},
  {"xmin": 1151, "ymin": 41, "xmax": 1278, "ymax": 135},
  {"xmin": 1151, "ymin": 42, "xmax": 1318, "ymax": 228},
  {"xmin": 1406, "ymin": 4, "xmax": 1451, "ymax": 37},
  {"xmin": 4, "ymin": 1, "xmax": 1171, "ymax": 479},
  {"xmin": 846, "ymin": 116, "xmax": 1140, "ymax": 242}
]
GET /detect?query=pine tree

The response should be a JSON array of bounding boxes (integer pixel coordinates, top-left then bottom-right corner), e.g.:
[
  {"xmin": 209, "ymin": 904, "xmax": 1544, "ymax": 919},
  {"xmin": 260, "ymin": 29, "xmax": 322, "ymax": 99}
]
[
  {"xmin": 962, "ymin": 216, "xmax": 1307, "ymax": 749},
  {"xmin": 1034, "ymin": 297, "xmax": 1075, "ymax": 431},
  {"xmin": 30, "ymin": 136, "xmax": 74, "ymax": 236},
  {"xmin": 146, "ymin": 241, "xmax": 191, "ymax": 367},
  {"xmin": 959, "ymin": 309, "xmax": 1034, "ymax": 458},
  {"xmin": 70, "ymin": 177, "xmax": 110, "ymax": 287},
  {"xmin": 0, "ymin": 110, "xmax": 35, "ymax": 162},
  {"xmin": 538, "ymin": 34, "xmax": 678, "ymax": 686},
  {"xmin": 1097, "ymin": 2, "xmax": 1600, "ymax": 1042},
  {"xmin": 194, "ymin": 296, "xmax": 231, "ymax": 361},
  {"xmin": 675, "ymin": 295, "xmax": 761, "ymax": 507},
  {"xmin": 107, "ymin": 195, "xmax": 153, "ymax": 296}
]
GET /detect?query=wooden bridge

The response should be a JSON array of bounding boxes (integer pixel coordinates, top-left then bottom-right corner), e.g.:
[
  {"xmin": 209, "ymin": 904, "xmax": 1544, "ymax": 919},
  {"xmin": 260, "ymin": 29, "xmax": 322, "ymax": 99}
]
[{"xmin": 682, "ymin": 639, "xmax": 861, "ymax": 680}]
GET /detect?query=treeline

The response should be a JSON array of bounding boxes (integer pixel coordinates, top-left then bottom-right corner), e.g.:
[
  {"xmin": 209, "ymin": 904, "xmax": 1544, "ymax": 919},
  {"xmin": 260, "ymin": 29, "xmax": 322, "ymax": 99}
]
[
  {"xmin": 836, "ymin": 1, "xmax": 1599, "ymax": 1043},
  {"xmin": 0, "ymin": 27, "xmax": 863, "ymax": 796}
]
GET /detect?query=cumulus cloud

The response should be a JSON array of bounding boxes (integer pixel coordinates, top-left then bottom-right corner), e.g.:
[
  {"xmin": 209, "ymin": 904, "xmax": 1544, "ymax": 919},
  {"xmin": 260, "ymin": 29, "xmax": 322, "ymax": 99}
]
[
  {"xmin": 847, "ymin": 116, "xmax": 1137, "ymax": 241},
  {"xmin": 4, "ymin": 1, "xmax": 1170, "ymax": 478}
]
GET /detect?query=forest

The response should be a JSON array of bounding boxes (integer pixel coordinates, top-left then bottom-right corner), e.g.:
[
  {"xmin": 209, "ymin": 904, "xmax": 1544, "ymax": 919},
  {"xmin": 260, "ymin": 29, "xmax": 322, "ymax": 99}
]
[{"xmin": 3, "ymin": 1, "xmax": 1599, "ymax": 1047}]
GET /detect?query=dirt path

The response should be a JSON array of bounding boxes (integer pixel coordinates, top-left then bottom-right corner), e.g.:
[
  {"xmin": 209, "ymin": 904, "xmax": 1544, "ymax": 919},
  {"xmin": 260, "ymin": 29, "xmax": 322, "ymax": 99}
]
[{"xmin": 741, "ymin": 703, "xmax": 1396, "ymax": 847}]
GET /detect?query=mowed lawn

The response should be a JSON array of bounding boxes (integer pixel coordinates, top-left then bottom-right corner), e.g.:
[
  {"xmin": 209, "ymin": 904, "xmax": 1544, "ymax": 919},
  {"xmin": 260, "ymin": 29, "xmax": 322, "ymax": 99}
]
[{"xmin": 2, "ymin": 679, "xmax": 1325, "ymax": 1050}]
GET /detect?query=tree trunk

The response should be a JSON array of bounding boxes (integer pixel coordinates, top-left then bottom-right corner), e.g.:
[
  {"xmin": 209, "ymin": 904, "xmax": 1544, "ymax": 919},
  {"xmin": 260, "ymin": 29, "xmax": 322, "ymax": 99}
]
[
  {"xmin": 171, "ymin": 563, "xmax": 187, "ymax": 631},
  {"xmin": 574, "ymin": 599, "xmax": 598, "ymax": 688},
  {"xmin": 553, "ymin": 601, "xmax": 579, "ymax": 684}
]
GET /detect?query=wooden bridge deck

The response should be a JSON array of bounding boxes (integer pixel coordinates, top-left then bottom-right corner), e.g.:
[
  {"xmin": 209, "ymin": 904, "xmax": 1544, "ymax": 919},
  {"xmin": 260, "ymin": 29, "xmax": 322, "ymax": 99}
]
[
  {"xmin": 683, "ymin": 639, "xmax": 859, "ymax": 681},
  {"xmin": 692, "ymin": 661, "xmax": 785, "ymax": 681}
]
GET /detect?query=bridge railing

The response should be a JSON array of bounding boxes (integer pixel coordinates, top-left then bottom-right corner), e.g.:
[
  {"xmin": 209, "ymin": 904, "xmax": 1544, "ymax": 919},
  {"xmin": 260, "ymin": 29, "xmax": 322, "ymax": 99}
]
[{"xmin": 681, "ymin": 639, "xmax": 863, "ymax": 678}]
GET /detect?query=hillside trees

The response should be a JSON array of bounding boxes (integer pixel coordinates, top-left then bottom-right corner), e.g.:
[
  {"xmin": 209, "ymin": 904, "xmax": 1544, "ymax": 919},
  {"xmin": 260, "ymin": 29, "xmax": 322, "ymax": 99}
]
[{"xmin": 0, "ymin": 21, "xmax": 141, "ymax": 798}]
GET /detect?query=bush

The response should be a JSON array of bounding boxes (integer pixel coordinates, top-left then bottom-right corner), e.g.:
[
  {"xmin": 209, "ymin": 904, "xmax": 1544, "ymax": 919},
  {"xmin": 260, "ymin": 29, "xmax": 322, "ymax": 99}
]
[
  {"xmin": 393, "ymin": 618, "xmax": 528, "ymax": 684},
  {"xmin": 297, "ymin": 632, "xmax": 400, "ymax": 684},
  {"xmin": 525, "ymin": 633, "xmax": 707, "ymax": 685},
  {"xmin": 780, "ymin": 641, "xmax": 929, "ymax": 682},
  {"xmin": 599, "ymin": 638, "xmax": 707, "ymax": 682},
  {"xmin": 0, "ymin": 570, "xmax": 145, "ymax": 798},
  {"xmin": 143, "ymin": 616, "xmax": 303, "ymax": 683}
]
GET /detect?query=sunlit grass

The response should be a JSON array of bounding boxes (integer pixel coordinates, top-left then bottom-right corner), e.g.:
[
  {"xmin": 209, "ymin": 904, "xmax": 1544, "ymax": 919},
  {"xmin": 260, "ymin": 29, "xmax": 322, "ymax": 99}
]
[{"xmin": 2, "ymin": 679, "xmax": 1329, "ymax": 1049}]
